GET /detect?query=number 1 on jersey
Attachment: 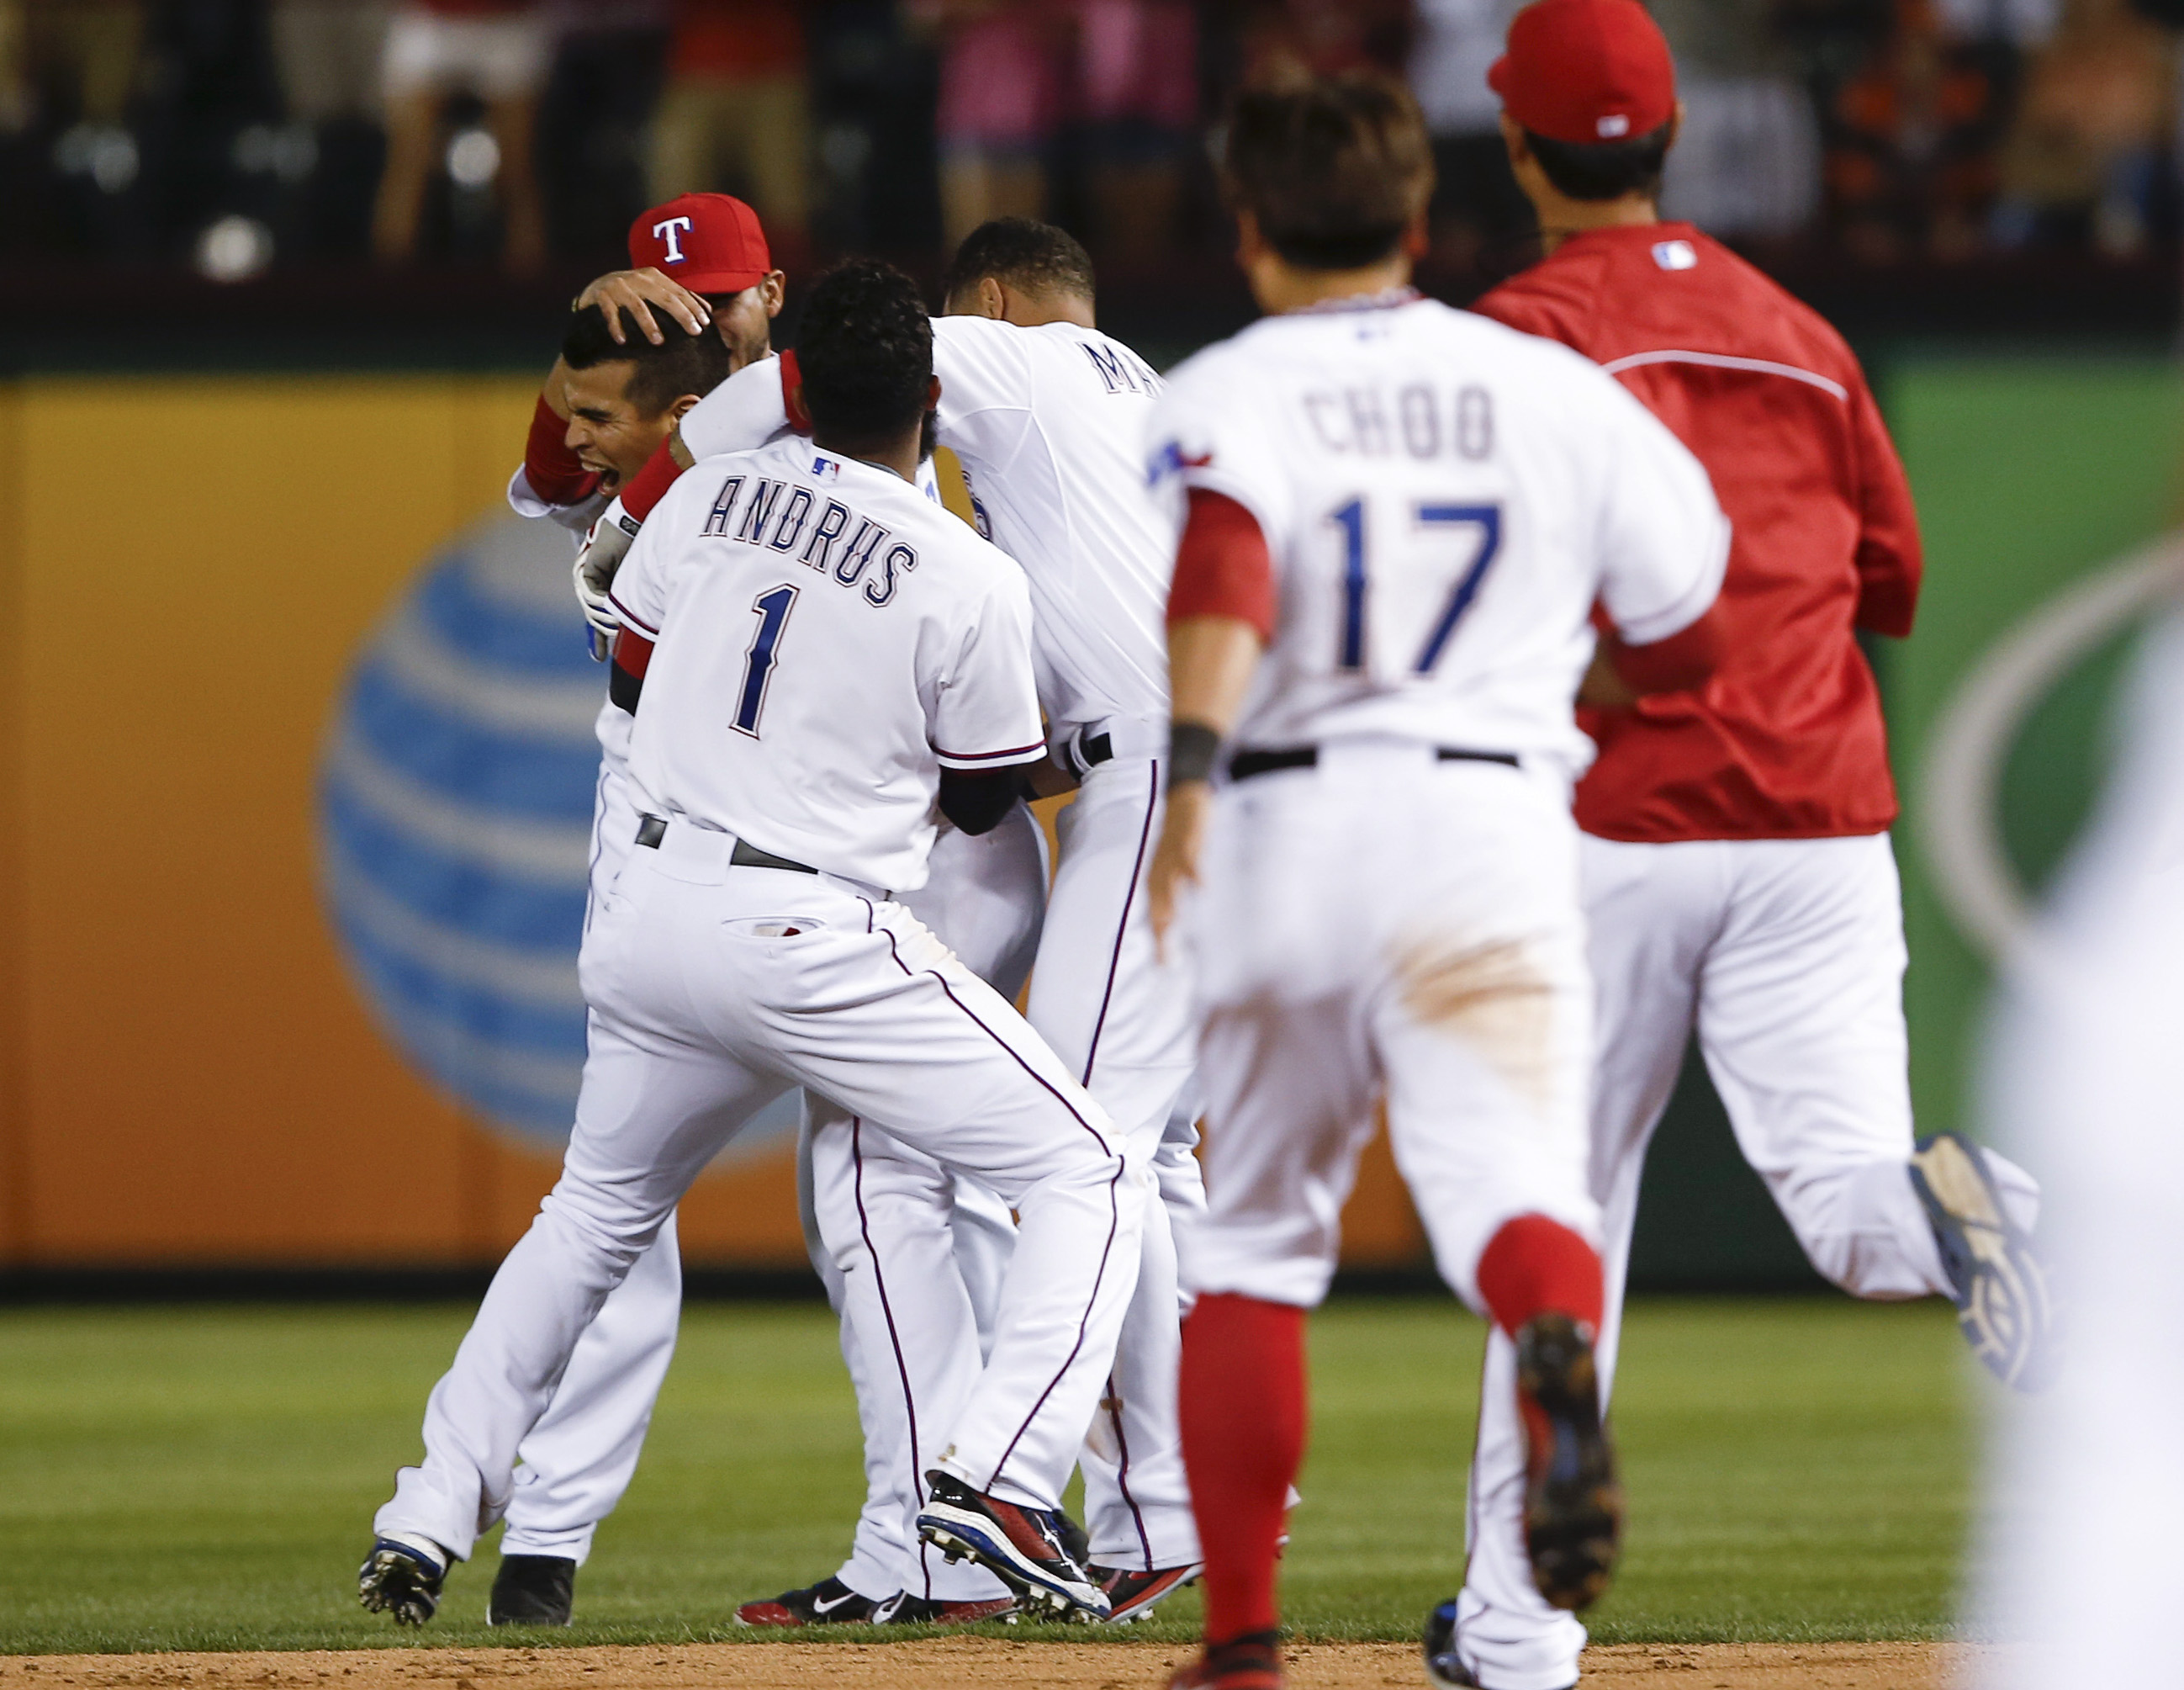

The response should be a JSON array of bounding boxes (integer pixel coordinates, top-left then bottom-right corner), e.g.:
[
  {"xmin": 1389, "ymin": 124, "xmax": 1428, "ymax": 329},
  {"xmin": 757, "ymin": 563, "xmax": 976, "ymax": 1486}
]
[{"xmin": 732, "ymin": 584, "xmax": 799, "ymax": 738}]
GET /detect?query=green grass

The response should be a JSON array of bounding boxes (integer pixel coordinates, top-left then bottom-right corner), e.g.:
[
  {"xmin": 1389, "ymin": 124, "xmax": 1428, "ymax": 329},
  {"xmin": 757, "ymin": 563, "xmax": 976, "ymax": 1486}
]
[{"xmin": 0, "ymin": 1296, "xmax": 1975, "ymax": 1654}]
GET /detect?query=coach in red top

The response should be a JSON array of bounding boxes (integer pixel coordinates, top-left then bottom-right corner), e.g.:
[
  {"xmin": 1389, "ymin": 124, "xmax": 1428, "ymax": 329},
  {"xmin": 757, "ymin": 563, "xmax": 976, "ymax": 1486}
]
[{"xmin": 1426, "ymin": 4, "xmax": 2054, "ymax": 1687}]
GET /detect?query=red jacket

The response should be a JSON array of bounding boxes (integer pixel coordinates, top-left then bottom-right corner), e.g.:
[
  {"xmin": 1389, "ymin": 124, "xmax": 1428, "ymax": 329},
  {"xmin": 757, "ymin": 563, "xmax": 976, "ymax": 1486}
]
[{"xmin": 1473, "ymin": 223, "xmax": 1920, "ymax": 842}]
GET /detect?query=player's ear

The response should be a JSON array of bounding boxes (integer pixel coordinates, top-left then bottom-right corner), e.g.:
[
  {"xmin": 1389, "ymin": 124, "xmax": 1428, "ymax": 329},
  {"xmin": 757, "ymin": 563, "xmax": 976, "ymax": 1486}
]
[
  {"xmin": 1404, "ymin": 206, "xmax": 1430, "ymax": 261},
  {"xmin": 1234, "ymin": 210, "xmax": 1267, "ymax": 268},
  {"xmin": 667, "ymin": 393, "xmax": 701, "ymax": 421},
  {"xmin": 926, "ymin": 374, "xmax": 943, "ymax": 411},
  {"xmin": 973, "ymin": 275, "xmax": 1007, "ymax": 321},
  {"xmin": 1665, "ymin": 101, "xmax": 1684, "ymax": 152},
  {"xmin": 761, "ymin": 271, "xmax": 786, "ymax": 316}
]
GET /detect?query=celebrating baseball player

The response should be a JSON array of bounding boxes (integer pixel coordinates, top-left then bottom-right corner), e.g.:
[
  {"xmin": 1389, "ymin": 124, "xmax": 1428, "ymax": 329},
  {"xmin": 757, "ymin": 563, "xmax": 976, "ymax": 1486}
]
[
  {"xmin": 1143, "ymin": 73, "xmax": 1730, "ymax": 1690},
  {"xmin": 589, "ymin": 217, "xmax": 1208, "ymax": 1626},
  {"xmin": 360, "ymin": 259, "xmax": 1144, "ymax": 1627},
  {"xmin": 1428, "ymin": 4, "xmax": 2052, "ymax": 1685},
  {"xmin": 460, "ymin": 192, "xmax": 781, "ymax": 1629},
  {"xmin": 489, "ymin": 193, "xmax": 1060, "ymax": 1629}
]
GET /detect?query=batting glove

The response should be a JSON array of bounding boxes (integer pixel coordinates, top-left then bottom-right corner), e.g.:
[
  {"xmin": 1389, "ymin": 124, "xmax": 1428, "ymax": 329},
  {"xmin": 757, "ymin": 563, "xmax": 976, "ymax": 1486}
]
[{"xmin": 573, "ymin": 497, "xmax": 641, "ymax": 638}]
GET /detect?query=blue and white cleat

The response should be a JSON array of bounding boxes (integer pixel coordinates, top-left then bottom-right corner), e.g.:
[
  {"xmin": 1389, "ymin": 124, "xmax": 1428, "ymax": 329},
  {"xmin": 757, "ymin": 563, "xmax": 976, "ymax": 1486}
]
[
  {"xmin": 1910, "ymin": 1131, "xmax": 2057, "ymax": 1391},
  {"xmin": 357, "ymin": 1530, "xmax": 449, "ymax": 1626},
  {"xmin": 916, "ymin": 1469, "xmax": 1110, "ymax": 1619}
]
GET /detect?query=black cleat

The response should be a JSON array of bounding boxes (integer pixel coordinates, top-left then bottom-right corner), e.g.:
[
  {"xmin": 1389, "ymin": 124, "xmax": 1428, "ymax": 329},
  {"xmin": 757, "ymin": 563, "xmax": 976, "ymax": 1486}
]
[
  {"xmin": 357, "ymin": 1532, "xmax": 447, "ymax": 1627},
  {"xmin": 1911, "ymin": 1131, "xmax": 2057, "ymax": 1391},
  {"xmin": 734, "ymin": 1573, "xmax": 890, "ymax": 1626},
  {"xmin": 877, "ymin": 1592, "xmax": 1019, "ymax": 1624},
  {"xmin": 1515, "ymin": 1313, "xmax": 1622, "ymax": 1612},
  {"xmin": 915, "ymin": 1469, "xmax": 1108, "ymax": 1618},
  {"xmin": 488, "ymin": 1554, "xmax": 575, "ymax": 1626}
]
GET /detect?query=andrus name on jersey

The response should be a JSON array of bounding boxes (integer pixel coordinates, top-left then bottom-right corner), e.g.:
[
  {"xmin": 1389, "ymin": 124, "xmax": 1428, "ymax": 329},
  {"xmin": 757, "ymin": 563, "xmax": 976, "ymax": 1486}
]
[
  {"xmin": 696, "ymin": 468, "xmax": 918, "ymax": 608},
  {"xmin": 1299, "ymin": 381, "xmax": 1494, "ymax": 464}
]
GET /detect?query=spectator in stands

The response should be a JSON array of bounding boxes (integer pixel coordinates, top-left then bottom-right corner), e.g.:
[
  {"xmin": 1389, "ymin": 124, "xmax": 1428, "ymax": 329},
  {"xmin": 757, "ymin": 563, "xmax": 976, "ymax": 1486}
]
[
  {"xmin": 1991, "ymin": 0, "xmax": 2173, "ymax": 253},
  {"xmin": 646, "ymin": 0, "xmax": 808, "ymax": 252},
  {"xmin": 1236, "ymin": 0, "xmax": 1415, "ymax": 86},
  {"xmin": 1409, "ymin": 0, "xmax": 1532, "ymax": 273},
  {"xmin": 373, "ymin": 0, "xmax": 551, "ymax": 271},
  {"xmin": 274, "ymin": 1, "xmax": 393, "ymax": 126},
  {"xmin": 912, "ymin": 0, "xmax": 1067, "ymax": 246},
  {"xmin": 1071, "ymin": 0, "xmax": 1198, "ymax": 267},
  {"xmin": 1654, "ymin": 0, "xmax": 1823, "ymax": 241},
  {"xmin": 1826, "ymin": 0, "xmax": 2005, "ymax": 260}
]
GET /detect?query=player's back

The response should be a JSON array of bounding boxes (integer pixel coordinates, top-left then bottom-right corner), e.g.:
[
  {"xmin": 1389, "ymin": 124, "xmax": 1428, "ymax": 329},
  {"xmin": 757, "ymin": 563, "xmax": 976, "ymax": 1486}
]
[
  {"xmin": 933, "ymin": 315, "xmax": 1171, "ymax": 737},
  {"xmin": 1153, "ymin": 295, "xmax": 1726, "ymax": 780},
  {"xmin": 1475, "ymin": 224, "xmax": 1920, "ymax": 840},
  {"xmin": 609, "ymin": 435, "xmax": 1040, "ymax": 893}
]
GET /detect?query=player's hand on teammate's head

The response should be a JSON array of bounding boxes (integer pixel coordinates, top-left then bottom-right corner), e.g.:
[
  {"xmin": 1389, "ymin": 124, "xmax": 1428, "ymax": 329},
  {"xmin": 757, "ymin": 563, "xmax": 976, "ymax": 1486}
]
[
  {"xmin": 575, "ymin": 269, "xmax": 714, "ymax": 347},
  {"xmin": 1148, "ymin": 783, "xmax": 1212, "ymax": 958}
]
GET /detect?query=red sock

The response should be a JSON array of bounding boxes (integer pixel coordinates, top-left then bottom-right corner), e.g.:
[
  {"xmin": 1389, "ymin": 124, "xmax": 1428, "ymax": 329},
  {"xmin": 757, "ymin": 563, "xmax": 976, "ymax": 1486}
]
[
  {"xmin": 1179, "ymin": 1292, "xmax": 1306, "ymax": 1646},
  {"xmin": 1474, "ymin": 1214, "xmax": 1605, "ymax": 1338}
]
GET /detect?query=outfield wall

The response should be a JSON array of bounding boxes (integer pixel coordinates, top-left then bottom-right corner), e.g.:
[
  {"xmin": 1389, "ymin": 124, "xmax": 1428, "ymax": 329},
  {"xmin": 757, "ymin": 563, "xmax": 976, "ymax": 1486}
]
[{"xmin": 0, "ymin": 358, "xmax": 2171, "ymax": 1279}]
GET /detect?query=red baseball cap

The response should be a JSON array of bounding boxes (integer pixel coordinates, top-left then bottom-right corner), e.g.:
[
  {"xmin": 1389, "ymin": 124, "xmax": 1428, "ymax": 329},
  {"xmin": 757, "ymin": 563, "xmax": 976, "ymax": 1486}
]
[
  {"xmin": 1489, "ymin": 0, "xmax": 1676, "ymax": 146},
  {"xmin": 627, "ymin": 193, "xmax": 772, "ymax": 294}
]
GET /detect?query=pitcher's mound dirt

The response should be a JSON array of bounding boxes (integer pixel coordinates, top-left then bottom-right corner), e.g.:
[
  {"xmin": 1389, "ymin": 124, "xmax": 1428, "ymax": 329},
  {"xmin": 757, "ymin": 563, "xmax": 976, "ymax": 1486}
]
[{"xmin": 0, "ymin": 1640, "xmax": 2004, "ymax": 1689}]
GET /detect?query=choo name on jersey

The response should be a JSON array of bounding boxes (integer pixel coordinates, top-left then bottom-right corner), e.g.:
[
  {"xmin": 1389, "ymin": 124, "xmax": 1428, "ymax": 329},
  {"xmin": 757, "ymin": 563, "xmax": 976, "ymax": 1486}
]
[{"xmin": 696, "ymin": 466, "xmax": 918, "ymax": 609}]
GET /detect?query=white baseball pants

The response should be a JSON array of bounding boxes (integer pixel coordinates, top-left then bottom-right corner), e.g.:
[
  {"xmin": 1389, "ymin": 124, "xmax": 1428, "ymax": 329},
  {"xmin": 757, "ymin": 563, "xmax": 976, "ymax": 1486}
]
[
  {"xmin": 1451, "ymin": 832, "xmax": 2039, "ymax": 1690},
  {"xmin": 808, "ymin": 758, "xmax": 1204, "ymax": 1594},
  {"xmin": 803, "ymin": 807, "xmax": 1047, "ymax": 1605},
  {"xmin": 1028, "ymin": 753, "xmax": 1203, "ymax": 1571},
  {"xmin": 1185, "ymin": 744, "xmax": 1600, "ymax": 1315},
  {"xmin": 376, "ymin": 819, "xmax": 1143, "ymax": 1561},
  {"xmin": 494, "ymin": 758, "xmax": 678, "ymax": 1566}
]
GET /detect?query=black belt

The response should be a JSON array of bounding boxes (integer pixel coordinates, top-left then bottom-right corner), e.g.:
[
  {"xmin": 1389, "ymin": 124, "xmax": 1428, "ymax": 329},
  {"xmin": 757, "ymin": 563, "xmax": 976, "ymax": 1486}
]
[
  {"xmin": 636, "ymin": 813, "xmax": 817, "ymax": 874},
  {"xmin": 1077, "ymin": 729, "xmax": 1114, "ymax": 768},
  {"xmin": 1228, "ymin": 744, "xmax": 1520, "ymax": 782}
]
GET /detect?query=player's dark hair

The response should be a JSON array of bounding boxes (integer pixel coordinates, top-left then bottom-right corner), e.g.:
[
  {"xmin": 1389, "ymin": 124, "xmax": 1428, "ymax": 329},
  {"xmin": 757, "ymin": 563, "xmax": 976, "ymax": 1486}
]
[
  {"xmin": 560, "ymin": 305, "xmax": 735, "ymax": 418},
  {"xmin": 1521, "ymin": 123, "xmax": 1674, "ymax": 203},
  {"xmin": 943, "ymin": 217, "xmax": 1097, "ymax": 308},
  {"xmin": 795, "ymin": 259, "xmax": 934, "ymax": 454},
  {"xmin": 1222, "ymin": 73, "xmax": 1436, "ymax": 271}
]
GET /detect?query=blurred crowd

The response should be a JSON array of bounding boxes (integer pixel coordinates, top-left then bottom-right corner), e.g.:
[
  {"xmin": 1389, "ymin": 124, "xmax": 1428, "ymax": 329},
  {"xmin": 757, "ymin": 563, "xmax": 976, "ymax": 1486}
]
[{"xmin": 0, "ymin": 0, "xmax": 2178, "ymax": 283}]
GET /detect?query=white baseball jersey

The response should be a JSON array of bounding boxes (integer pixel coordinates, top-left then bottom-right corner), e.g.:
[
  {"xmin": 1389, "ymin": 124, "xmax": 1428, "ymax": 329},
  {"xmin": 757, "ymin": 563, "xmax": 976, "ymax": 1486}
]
[
  {"xmin": 608, "ymin": 435, "xmax": 1046, "ymax": 891},
  {"xmin": 679, "ymin": 316, "xmax": 1175, "ymax": 742},
  {"xmin": 1149, "ymin": 294, "xmax": 1729, "ymax": 777}
]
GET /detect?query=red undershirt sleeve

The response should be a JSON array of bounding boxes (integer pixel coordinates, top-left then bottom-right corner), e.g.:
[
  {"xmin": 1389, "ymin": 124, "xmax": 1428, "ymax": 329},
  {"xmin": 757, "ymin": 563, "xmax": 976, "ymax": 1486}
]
[
  {"xmin": 619, "ymin": 437, "xmax": 685, "ymax": 522},
  {"xmin": 1168, "ymin": 488, "xmax": 1277, "ymax": 644},
  {"xmin": 524, "ymin": 391, "xmax": 600, "ymax": 507}
]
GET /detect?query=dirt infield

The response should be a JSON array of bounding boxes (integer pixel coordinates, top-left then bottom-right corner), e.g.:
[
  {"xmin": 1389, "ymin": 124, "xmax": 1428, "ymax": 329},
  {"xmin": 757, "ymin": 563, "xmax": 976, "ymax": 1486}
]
[{"xmin": 0, "ymin": 1640, "xmax": 1993, "ymax": 1689}]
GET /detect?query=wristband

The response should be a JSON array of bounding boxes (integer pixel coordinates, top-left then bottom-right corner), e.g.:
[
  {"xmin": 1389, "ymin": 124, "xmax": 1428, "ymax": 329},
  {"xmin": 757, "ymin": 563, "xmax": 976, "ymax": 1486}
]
[{"xmin": 1167, "ymin": 721, "xmax": 1223, "ymax": 787}]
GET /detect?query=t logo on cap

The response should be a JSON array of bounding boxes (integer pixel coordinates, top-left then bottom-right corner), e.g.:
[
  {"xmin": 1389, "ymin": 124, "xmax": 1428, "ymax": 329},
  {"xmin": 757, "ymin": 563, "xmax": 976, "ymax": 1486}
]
[
  {"xmin": 653, "ymin": 215, "xmax": 694, "ymax": 265},
  {"xmin": 626, "ymin": 193, "xmax": 773, "ymax": 294}
]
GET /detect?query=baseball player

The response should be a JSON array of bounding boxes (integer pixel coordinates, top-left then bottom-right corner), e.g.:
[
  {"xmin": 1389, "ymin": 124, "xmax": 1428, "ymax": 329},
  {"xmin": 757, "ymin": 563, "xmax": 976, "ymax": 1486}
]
[
  {"xmin": 500, "ymin": 193, "xmax": 1051, "ymax": 1629},
  {"xmin": 1142, "ymin": 74, "xmax": 1731, "ymax": 1690},
  {"xmin": 359, "ymin": 259, "xmax": 1144, "ymax": 1627},
  {"xmin": 587, "ymin": 219, "xmax": 1208, "ymax": 1625},
  {"xmin": 1433, "ymin": 5, "xmax": 2051, "ymax": 1685}
]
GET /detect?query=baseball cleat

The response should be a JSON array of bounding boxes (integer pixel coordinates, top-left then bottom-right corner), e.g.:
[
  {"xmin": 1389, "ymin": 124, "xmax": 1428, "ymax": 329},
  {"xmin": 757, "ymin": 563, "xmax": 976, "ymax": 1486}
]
[
  {"xmin": 877, "ymin": 1592, "xmax": 1020, "ymax": 1625},
  {"xmin": 916, "ymin": 1469, "xmax": 1110, "ymax": 1618},
  {"xmin": 487, "ymin": 1554, "xmax": 574, "ymax": 1626},
  {"xmin": 1515, "ymin": 1312, "xmax": 1622, "ymax": 1612},
  {"xmin": 1169, "ymin": 1629, "xmax": 1282, "ymax": 1690},
  {"xmin": 357, "ymin": 1531, "xmax": 448, "ymax": 1626},
  {"xmin": 1090, "ymin": 1560, "xmax": 1203, "ymax": 1624},
  {"xmin": 1423, "ymin": 1597, "xmax": 1574, "ymax": 1690},
  {"xmin": 1910, "ymin": 1131, "xmax": 2056, "ymax": 1391},
  {"xmin": 734, "ymin": 1574, "xmax": 891, "ymax": 1627}
]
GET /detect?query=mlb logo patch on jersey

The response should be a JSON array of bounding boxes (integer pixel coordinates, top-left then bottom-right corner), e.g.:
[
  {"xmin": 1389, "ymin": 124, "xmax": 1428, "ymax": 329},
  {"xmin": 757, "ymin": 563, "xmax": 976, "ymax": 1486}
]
[
  {"xmin": 812, "ymin": 454, "xmax": 842, "ymax": 480},
  {"xmin": 1653, "ymin": 240, "xmax": 1698, "ymax": 272}
]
